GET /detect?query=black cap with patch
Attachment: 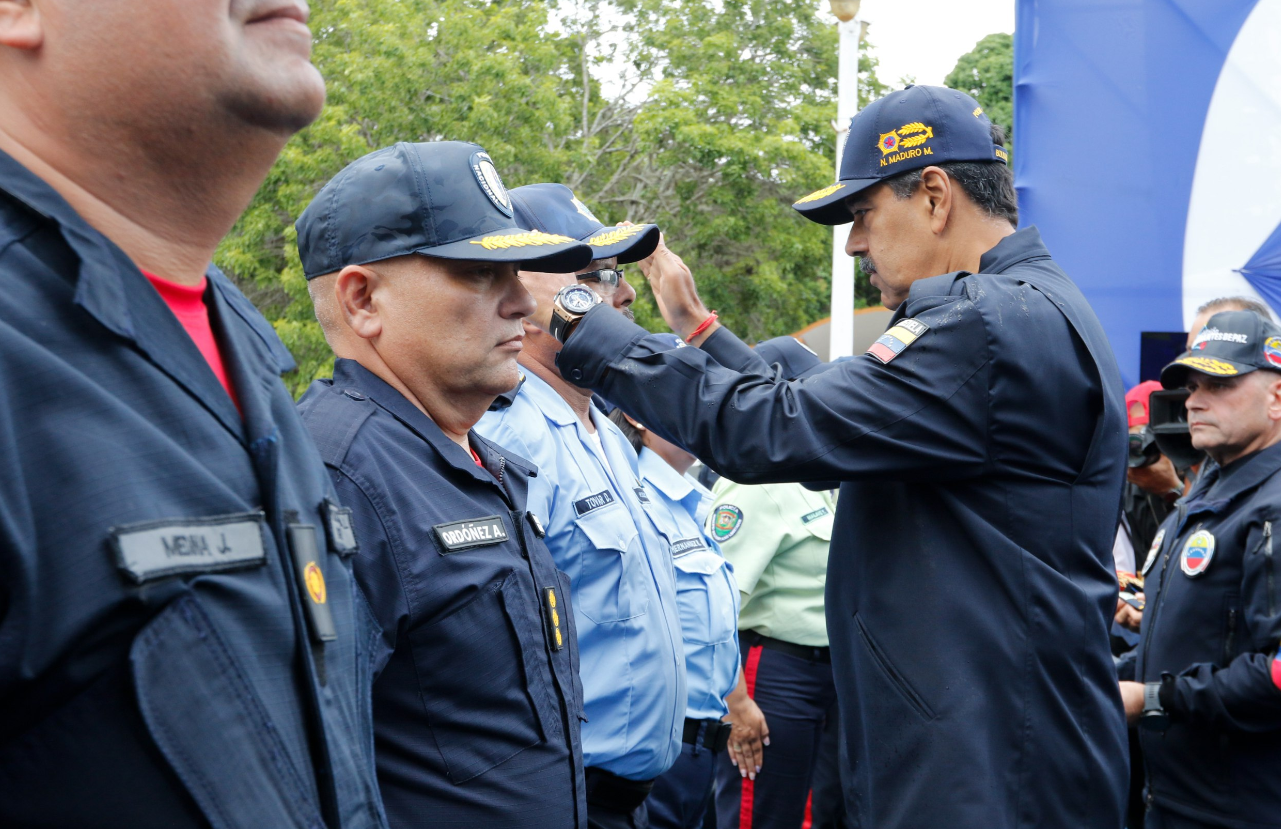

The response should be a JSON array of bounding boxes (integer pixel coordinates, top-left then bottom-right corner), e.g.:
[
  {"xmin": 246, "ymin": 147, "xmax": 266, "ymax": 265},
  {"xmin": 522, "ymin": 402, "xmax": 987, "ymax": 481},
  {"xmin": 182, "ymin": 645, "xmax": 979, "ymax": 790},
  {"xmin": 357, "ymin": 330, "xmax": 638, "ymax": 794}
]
[
  {"xmin": 296, "ymin": 141, "xmax": 593, "ymax": 279},
  {"xmin": 792, "ymin": 85, "xmax": 1009, "ymax": 226},
  {"xmin": 1160, "ymin": 310, "xmax": 1281, "ymax": 388}
]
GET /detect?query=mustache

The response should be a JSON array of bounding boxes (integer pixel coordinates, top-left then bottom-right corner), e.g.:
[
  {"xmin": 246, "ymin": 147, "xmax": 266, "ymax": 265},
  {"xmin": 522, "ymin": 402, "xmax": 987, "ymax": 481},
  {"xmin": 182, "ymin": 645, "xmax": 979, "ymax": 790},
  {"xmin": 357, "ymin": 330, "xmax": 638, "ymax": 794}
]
[
  {"xmin": 622, "ymin": 306, "xmax": 635, "ymax": 322},
  {"xmin": 858, "ymin": 256, "xmax": 877, "ymax": 276}
]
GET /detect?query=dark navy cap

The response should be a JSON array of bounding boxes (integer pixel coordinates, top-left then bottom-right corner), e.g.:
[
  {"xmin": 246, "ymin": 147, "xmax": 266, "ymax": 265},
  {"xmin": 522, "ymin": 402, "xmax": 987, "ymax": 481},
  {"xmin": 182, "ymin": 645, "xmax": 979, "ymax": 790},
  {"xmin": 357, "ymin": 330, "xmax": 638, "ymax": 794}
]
[
  {"xmin": 793, "ymin": 85, "xmax": 1010, "ymax": 225},
  {"xmin": 1161, "ymin": 310, "xmax": 1281, "ymax": 388},
  {"xmin": 509, "ymin": 183, "xmax": 660, "ymax": 266},
  {"xmin": 296, "ymin": 142, "xmax": 592, "ymax": 279}
]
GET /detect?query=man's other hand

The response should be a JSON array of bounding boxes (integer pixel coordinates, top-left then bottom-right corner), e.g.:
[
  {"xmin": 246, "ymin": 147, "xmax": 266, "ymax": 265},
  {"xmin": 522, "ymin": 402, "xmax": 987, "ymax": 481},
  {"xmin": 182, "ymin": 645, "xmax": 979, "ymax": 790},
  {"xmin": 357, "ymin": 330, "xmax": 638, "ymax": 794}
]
[
  {"xmin": 1119, "ymin": 681, "xmax": 1145, "ymax": 725},
  {"xmin": 1114, "ymin": 594, "xmax": 1144, "ymax": 632},
  {"xmin": 1128, "ymin": 454, "xmax": 1183, "ymax": 498},
  {"xmin": 632, "ymin": 228, "xmax": 718, "ymax": 344}
]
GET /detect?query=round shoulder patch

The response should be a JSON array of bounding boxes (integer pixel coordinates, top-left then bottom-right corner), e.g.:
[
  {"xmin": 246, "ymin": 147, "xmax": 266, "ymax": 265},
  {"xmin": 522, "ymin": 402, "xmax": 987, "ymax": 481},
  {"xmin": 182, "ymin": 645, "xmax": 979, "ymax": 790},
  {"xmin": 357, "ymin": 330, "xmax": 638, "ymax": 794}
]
[
  {"xmin": 1180, "ymin": 529, "xmax": 1216, "ymax": 578},
  {"xmin": 470, "ymin": 152, "xmax": 513, "ymax": 216},
  {"xmin": 1140, "ymin": 528, "xmax": 1165, "ymax": 577},
  {"xmin": 1266, "ymin": 336, "xmax": 1281, "ymax": 368},
  {"xmin": 711, "ymin": 505, "xmax": 743, "ymax": 542}
]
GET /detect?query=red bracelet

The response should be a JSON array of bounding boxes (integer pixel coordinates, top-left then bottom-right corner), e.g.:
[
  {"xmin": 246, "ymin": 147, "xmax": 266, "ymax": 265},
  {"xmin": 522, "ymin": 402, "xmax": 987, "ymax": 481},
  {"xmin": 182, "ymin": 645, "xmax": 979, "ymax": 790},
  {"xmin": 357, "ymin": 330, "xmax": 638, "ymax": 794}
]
[{"xmin": 686, "ymin": 311, "xmax": 718, "ymax": 343}]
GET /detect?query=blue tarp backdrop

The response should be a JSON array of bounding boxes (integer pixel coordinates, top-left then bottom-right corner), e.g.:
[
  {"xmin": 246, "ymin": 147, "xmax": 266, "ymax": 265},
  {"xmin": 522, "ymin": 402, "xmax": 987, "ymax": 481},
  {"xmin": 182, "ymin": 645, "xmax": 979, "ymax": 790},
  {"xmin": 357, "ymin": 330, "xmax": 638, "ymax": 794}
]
[{"xmin": 1014, "ymin": 0, "xmax": 1271, "ymax": 387}]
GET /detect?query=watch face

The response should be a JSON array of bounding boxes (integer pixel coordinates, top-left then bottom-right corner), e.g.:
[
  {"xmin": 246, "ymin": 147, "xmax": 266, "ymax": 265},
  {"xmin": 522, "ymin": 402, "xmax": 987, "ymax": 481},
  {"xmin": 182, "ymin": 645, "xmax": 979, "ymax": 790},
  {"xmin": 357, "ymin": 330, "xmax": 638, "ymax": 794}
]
[{"xmin": 561, "ymin": 285, "xmax": 598, "ymax": 314}]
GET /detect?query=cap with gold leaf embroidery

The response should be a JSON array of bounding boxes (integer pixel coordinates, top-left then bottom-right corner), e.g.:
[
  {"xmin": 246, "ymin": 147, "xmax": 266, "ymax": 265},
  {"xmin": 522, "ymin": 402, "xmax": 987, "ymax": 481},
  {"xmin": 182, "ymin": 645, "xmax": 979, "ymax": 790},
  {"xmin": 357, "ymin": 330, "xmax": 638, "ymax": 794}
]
[
  {"xmin": 296, "ymin": 141, "xmax": 592, "ymax": 279},
  {"xmin": 792, "ymin": 84, "xmax": 1009, "ymax": 226},
  {"xmin": 1161, "ymin": 310, "xmax": 1281, "ymax": 388},
  {"xmin": 510, "ymin": 183, "xmax": 660, "ymax": 266}
]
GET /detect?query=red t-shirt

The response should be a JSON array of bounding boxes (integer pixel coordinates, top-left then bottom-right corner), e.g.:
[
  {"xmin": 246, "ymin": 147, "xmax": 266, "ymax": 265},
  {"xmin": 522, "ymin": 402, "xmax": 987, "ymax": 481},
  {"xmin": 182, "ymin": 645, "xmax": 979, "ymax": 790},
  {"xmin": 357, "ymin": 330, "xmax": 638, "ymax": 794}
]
[{"xmin": 143, "ymin": 271, "xmax": 241, "ymax": 412}]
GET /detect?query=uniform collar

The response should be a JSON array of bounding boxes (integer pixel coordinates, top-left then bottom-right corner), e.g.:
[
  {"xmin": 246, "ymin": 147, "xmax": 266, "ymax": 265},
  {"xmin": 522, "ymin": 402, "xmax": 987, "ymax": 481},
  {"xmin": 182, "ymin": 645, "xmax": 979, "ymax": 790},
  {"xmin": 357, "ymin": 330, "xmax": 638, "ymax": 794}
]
[
  {"xmin": 331, "ymin": 358, "xmax": 514, "ymax": 488},
  {"xmin": 1200, "ymin": 440, "xmax": 1281, "ymax": 505},
  {"xmin": 638, "ymin": 447, "xmax": 698, "ymax": 503},
  {"xmin": 513, "ymin": 369, "xmax": 582, "ymax": 427},
  {"xmin": 977, "ymin": 226, "xmax": 1052, "ymax": 274}
]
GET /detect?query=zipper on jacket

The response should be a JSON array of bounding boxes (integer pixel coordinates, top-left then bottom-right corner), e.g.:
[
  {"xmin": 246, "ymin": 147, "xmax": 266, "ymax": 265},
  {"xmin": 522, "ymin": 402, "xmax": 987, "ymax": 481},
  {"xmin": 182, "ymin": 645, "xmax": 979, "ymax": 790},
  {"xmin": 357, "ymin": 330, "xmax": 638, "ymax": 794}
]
[
  {"xmin": 1224, "ymin": 606, "xmax": 1238, "ymax": 663},
  {"xmin": 1263, "ymin": 521, "xmax": 1275, "ymax": 616}
]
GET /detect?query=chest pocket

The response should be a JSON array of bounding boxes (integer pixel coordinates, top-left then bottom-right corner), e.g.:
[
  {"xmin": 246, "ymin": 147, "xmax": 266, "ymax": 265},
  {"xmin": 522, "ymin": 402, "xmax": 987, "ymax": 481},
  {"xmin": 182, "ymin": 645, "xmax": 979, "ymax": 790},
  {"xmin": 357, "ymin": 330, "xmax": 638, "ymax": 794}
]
[
  {"xmin": 674, "ymin": 548, "xmax": 738, "ymax": 647},
  {"xmin": 574, "ymin": 504, "xmax": 650, "ymax": 624},
  {"xmin": 408, "ymin": 570, "xmax": 560, "ymax": 784}
]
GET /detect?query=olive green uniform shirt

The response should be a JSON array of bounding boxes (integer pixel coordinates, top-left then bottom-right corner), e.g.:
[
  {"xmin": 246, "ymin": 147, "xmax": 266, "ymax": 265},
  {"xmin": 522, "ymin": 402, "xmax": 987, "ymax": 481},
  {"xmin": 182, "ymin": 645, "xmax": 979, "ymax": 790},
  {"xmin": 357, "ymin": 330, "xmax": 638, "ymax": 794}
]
[{"xmin": 705, "ymin": 479, "xmax": 834, "ymax": 647}]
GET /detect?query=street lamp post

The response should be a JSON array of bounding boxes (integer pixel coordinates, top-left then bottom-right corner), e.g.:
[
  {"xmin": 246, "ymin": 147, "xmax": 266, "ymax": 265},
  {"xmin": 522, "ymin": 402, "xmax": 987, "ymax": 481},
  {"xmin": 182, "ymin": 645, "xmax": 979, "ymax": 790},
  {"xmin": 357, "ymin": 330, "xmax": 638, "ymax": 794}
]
[{"xmin": 827, "ymin": 0, "xmax": 863, "ymax": 358}]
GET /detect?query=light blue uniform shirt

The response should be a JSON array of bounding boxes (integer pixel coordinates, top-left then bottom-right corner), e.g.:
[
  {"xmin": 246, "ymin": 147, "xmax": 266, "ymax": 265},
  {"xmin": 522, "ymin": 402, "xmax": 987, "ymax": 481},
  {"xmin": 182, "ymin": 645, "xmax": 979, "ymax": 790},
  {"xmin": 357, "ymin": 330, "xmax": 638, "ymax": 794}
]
[
  {"xmin": 477, "ymin": 372, "xmax": 685, "ymax": 780},
  {"xmin": 638, "ymin": 449, "xmax": 740, "ymax": 721}
]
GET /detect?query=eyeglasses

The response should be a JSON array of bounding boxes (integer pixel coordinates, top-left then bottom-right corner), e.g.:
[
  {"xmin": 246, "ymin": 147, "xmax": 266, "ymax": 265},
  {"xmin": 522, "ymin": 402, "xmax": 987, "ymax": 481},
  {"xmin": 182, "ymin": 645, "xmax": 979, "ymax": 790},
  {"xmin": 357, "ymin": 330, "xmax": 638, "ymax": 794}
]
[{"xmin": 577, "ymin": 268, "xmax": 624, "ymax": 295}]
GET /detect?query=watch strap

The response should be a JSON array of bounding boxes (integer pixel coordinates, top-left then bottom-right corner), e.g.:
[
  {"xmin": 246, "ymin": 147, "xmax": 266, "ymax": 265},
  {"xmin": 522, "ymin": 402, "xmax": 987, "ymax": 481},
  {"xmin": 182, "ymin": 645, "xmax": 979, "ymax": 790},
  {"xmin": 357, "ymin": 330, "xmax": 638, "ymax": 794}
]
[{"xmin": 1143, "ymin": 681, "xmax": 1163, "ymax": 714}]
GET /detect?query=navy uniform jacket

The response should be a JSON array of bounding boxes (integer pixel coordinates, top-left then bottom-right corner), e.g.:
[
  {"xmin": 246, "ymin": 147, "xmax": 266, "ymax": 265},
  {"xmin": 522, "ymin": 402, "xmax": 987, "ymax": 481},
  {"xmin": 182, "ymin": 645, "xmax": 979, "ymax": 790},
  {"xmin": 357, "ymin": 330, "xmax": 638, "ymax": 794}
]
[
  {"xmin": 557, "ymin": 228, "xmax": 1129, "ymax": 829},
  {"xmin": 0, "ymin": 150, "xmax": 386, "ymax": 828},
  {"xmin": 297, "ymin": 359, "xmax": 586, "ymax": 829},
  {"xmin": 1121, "ymin": 442, "xmax": 1281, "ymax": 826}
]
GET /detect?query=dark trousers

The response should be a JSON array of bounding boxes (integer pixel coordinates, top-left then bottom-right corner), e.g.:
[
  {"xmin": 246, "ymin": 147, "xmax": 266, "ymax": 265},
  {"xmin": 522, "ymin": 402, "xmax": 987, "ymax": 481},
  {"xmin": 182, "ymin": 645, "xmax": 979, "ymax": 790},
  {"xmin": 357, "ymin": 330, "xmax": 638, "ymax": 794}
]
[
  {"xmin": 587, "ymin": 767, "xmax": 652, "ymax": 829},
  {"xmin": 807, "ymin": 704, "xmax": 850, "ymax": 829},
  {"xmin": 648, "ymin": 740, "xmax": 717, "ymax": 829},
  {"xmin": 715, "ymin": 643, "xmax": 837, "ymax": 829}
]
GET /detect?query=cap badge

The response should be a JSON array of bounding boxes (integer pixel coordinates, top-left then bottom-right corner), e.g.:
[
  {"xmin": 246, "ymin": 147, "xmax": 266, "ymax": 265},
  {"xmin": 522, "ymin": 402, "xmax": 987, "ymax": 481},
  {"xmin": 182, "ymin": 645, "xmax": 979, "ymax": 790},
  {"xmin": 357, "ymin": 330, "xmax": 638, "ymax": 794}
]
[
  {"xmin": 1265, "ymin": 337, "xmax": 1281, "ymax": 367},
  {"xmin": 1180, "ymin": 529, "xmax": 1215, "ymax": 577},
  {"xmin": 878, "ymin": 122, "xmax": 936, "ymax": 168},
  {"xmin": 972, "ymin": 106, "xmax": 984, "ymax": 117},
  {"xmin": 588, "ymin": 225, "xmax": 645, "ymax": 247},
  {"xmin": 571, "ymin": 196, "xmax": 599, "ymax": 222},
  {"xmin": 470, "ymin": 152, "xmax": 513, "ymax": 216},
  {"xmin": 1174, "ymin": 356, "xmax": 1239, "ymax": 376},
  {"xmin": 794, "ymin": 183, "xmax": 845, "ymax": 205},
  {"xmin": 469, "ymin": 229, "xmax": 575, "ymax": 250}
]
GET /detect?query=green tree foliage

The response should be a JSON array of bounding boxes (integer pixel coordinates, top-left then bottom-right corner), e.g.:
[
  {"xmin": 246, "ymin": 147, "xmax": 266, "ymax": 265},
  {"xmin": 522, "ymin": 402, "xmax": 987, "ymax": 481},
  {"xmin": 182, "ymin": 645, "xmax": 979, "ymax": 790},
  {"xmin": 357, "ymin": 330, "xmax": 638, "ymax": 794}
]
[
  {"xmin": 943, "ymin": 32, "xmax": 1014, "ymax": 149},
  {"xmin": 215, "ymin": 0, "xmax": 889, "ymax": 394}
]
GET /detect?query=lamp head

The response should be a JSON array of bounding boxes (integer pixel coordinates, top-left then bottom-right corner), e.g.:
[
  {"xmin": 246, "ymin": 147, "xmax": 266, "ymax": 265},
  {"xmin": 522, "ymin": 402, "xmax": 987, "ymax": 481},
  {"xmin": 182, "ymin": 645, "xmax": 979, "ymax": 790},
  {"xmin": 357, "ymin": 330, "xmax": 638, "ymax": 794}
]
[{"xmin": 829, "ymin": 0, "xmax": 861, "ymax": 22}]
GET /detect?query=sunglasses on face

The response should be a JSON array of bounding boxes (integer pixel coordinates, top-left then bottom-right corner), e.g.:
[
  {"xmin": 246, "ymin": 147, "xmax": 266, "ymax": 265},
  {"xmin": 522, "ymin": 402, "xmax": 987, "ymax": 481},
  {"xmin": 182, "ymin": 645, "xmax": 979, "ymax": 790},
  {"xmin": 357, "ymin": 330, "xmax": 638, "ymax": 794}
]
[{"xmin": 577, "ymin": 268, "xmax": 623, "ymax": 294}]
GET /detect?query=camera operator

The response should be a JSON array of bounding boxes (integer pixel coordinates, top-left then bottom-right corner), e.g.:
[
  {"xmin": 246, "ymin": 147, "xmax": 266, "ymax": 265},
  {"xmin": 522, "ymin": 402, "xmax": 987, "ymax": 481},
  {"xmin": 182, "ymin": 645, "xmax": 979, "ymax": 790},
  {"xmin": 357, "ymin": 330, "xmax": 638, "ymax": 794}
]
[{"xmin": 1118, "ymin": 310, "xmax": 1281, "ymax": 829}]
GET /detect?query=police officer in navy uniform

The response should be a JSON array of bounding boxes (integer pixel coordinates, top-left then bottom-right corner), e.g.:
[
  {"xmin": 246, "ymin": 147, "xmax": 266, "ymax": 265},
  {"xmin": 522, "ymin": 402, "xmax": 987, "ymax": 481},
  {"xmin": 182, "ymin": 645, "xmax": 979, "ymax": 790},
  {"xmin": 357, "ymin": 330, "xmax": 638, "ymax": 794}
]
[
  {"xmin": 0, "ymin": 4, "xmax": 387, "ymax": 827},
  {"xmin": 1117, "ymin": 310, "xmax": 1281, "ymax": 829},
  {"xmin": 295, "ymin": 142, "xmax": 593, "ymax": 828},
  {"xmin": 544, "ymin": 85, "xmax": 1130, "ymax": 829}
]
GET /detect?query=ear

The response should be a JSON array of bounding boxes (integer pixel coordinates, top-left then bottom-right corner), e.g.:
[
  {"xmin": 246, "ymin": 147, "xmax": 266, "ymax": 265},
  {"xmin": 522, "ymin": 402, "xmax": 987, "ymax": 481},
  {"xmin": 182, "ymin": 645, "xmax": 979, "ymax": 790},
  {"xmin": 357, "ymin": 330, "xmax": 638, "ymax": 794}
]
[
  {"xmin": 0, "ymin": 0, "xmax": 42, "ymax": 51},
  {"xmin": 1266, "ymin": 374, "xmax": 1281, "ymax": 422},
  {"xmin": 623, "ymin": 413, "xmax": 646, "ymax": 432},
  {"xmin": 335, "ymin": 265, "xmax": 382, "ymax": 341},
  {"xmin": 916, "ymin": 166, "xmax": 953, "ymax": 236}
]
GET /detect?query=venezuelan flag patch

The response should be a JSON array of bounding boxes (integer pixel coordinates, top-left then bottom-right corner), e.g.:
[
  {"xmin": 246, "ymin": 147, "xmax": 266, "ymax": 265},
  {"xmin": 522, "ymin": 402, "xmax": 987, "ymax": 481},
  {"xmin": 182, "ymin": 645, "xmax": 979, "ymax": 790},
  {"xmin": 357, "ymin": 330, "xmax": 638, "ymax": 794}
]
[
  {"xmin": 1272, "ymin": 649, "xmax": 1281, "ymax": 691},
  {"xmin": 866, "ymin": 318, "xmax": 930, "ymax": 364}
]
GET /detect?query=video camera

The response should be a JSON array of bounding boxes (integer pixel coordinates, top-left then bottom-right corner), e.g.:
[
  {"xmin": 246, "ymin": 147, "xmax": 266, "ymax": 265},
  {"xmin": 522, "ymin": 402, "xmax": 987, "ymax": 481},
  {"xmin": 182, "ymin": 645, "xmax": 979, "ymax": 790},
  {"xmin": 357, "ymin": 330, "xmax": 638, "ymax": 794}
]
[{"xmin": 1145, "ymin": 388, "xmax": 1205, "ymax": 471}]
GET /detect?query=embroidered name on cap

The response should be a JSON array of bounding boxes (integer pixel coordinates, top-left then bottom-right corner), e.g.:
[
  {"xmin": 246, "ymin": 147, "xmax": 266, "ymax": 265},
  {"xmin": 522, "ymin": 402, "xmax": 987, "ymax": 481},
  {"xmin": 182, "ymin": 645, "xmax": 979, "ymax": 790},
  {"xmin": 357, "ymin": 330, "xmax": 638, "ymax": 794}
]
[
  {"xmin": 434, "ymin": 515, "xmax": 509, "ymax": 554},
  {"xmin": 110, "ymin": 511, "xmax": 268, "ymax": 584},
  {"xmin": 574, "ymin": 490, "xmax": 616, "ymax": 516},
  {"xmin": 671, "ymin": 537, "xmax": 707, "ymax": 557},
  {"xmin": 866, "ymin": 318, "xmax": 930, "ymax": 364}
]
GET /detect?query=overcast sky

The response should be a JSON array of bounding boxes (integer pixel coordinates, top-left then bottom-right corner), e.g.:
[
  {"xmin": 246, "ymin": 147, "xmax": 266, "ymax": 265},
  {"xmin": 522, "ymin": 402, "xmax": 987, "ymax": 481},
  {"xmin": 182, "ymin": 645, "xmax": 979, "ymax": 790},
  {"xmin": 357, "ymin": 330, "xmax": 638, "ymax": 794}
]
[{"xmin": 855, "ymin": 0, "xmax": 1015, "ymax": 88}]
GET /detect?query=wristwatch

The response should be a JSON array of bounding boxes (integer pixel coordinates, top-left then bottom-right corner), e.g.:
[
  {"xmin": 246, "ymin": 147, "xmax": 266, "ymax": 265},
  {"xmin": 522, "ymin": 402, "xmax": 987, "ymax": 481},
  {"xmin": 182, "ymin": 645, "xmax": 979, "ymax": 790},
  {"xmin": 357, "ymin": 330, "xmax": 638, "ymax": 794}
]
[
  {"xmin": 1138, "ymin": 680, "xmax": 1170, "ymax": 731},
  {"xmin": 550, "ymin": 284, "xmax": 601, "ymax": 344}
]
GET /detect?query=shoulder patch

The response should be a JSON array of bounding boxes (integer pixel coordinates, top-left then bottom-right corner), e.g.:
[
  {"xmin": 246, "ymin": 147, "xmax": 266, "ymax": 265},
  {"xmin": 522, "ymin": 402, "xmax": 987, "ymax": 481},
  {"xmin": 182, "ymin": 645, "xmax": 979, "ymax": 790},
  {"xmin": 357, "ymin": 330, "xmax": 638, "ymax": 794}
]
[
  {"xmin": 866, "ymin": 318, "xmax": 930, "ymax": 364},
  {"xmin": 711, "ymin": 505, "xmax": 743, "ymax": 541}
]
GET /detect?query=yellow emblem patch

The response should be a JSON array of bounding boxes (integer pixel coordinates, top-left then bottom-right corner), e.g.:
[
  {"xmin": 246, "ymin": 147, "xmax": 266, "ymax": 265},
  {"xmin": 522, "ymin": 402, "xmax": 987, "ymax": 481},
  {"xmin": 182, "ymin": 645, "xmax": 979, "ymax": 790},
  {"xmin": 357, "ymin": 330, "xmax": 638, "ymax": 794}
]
[
  {"xmin": 877, "ymin": 123, "xmax": 937, "ymax": 167},
  {"xmin": 972, "ymin": 106, "xmax": 984, "ymax": 117},
  {"xmin": 303, "ymin": 561, "xmax": 327, "ymax": 605},
  {"xmin": 587, "ymin": 225, "xmax": 645, "ymax": 247},
  {"xmin": 795, "ymin": 183, "xmax": 845, "ymax": 205},
  {"xmin": 995, "ymin": 148, "xmax": 1009, "ymax": 162},
  {"xmin": 1175, "ymin": 356, "xmax": 1240, "ymax": 376},
  {"xmin": 469, "ymin": 230, "xmax": 575, "ymax": 250}
]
